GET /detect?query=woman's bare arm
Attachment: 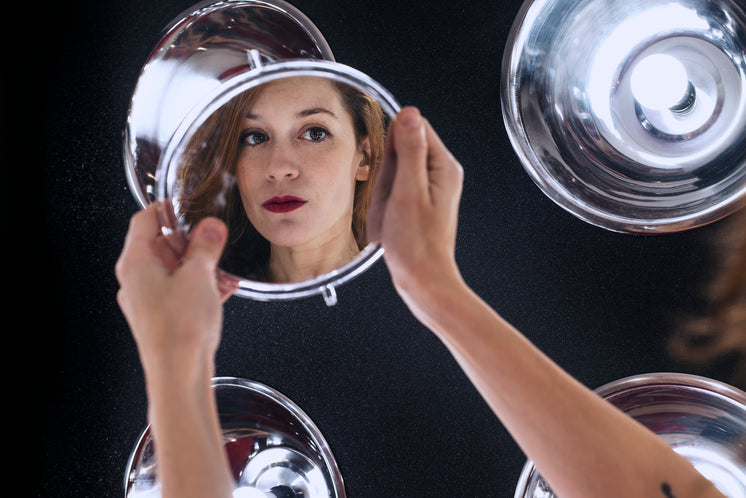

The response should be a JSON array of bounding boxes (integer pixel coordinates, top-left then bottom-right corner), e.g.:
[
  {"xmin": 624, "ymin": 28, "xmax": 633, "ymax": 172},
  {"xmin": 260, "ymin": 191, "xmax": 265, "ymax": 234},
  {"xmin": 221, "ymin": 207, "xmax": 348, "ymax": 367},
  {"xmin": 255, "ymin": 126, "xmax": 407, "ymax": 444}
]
[
  {"xmin": 415, "ymin": 274, "xmax": 722, "ymax": 498},
  {"xmin": 368, "ymin": 106, "xmax": 725, "ymax": 498},
  {"xmin": 116, "ymin": 205, "xmax": 235, "ymax": 498}
]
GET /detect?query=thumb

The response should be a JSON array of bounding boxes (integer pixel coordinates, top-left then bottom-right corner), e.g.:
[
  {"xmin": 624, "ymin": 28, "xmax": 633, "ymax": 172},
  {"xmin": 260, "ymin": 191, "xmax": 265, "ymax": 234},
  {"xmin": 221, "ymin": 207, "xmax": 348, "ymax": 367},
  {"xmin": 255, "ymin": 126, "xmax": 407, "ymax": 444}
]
[
  {"xmin": 390, "ymin": 107, "xmax": 429, "ymax": 204},
  {"xmin": 182, "ymin": 217, "xmax": 229, "ymax": 269}
]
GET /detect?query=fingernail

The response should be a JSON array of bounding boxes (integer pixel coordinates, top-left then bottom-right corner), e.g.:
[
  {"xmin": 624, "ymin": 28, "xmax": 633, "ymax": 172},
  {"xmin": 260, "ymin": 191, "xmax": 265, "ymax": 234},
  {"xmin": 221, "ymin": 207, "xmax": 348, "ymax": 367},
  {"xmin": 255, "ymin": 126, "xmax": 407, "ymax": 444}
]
[
  {"xmin": 399, "ymin": 109, "xmax": 422, "ymax": 129},
  {"xmin": 200, "ymin": 220, "xmax": 225, "ymax": 243}
]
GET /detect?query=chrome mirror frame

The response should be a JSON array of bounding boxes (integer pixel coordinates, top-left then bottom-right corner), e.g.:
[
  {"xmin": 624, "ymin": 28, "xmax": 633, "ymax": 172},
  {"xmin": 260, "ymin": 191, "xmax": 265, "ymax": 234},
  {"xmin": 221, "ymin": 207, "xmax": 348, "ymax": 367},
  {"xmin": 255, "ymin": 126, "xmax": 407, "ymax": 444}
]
[{"xmin": 156, "ymin": 58, "xmax": 400, "ymax": 304}]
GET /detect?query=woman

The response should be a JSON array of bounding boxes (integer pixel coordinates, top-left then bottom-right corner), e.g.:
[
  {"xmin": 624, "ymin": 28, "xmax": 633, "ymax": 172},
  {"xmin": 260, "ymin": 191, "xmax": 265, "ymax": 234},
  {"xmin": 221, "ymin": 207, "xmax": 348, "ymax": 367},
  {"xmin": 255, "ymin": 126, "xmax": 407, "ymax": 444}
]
[
  {"xmin": 176, "ymin": 76, "xmax": 385, "ymax": 283},
  {"xmin": 117, "ymin": 107, "xmax": 725, "ymax": 498}
]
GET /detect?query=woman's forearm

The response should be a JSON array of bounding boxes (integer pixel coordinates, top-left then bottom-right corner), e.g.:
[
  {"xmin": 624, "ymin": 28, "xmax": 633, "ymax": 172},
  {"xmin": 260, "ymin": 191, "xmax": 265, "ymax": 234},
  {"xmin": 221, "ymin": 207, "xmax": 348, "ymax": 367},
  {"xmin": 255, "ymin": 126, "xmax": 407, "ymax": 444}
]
[
  {"xmin": 410, "ymin": 274, "xmax": 723, "ymax": 498},
  {"xmin": 143, "ymin": 358, "xmax": 234, "ymax": 498}
]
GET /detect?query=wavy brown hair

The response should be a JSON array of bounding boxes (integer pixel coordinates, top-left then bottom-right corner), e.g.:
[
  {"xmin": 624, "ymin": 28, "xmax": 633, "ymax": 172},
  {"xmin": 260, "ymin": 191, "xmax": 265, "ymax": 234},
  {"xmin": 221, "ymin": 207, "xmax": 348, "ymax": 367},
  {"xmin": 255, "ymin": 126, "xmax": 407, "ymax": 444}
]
[
  {"xmin": 667, "ymin": 208, "xmax": 746, "ymax": 388},
  {"xmin": 175, "ymin": 79, "xmax": 386, "ymax": 281}
]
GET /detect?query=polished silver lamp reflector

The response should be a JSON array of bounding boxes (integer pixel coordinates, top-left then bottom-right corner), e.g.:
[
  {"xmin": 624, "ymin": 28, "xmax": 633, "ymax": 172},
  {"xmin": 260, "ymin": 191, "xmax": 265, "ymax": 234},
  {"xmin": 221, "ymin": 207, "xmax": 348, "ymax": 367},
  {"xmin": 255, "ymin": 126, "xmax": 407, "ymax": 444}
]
[
  {"xmin": 514, "ymin": 373, "xmax": 746, "ymax": 497},
  {"xmin": 502, "ymin": 0, "xmax": 746, "ymax": 233},
  {"xmin": 124, "ymin": 377, "xmax": 346, "ymax": 498}
]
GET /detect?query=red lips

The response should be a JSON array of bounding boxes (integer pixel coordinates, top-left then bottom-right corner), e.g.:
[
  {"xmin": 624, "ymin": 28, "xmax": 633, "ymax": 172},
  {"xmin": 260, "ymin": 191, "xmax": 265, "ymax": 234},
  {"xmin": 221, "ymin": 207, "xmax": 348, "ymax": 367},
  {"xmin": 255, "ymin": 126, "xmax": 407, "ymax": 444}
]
[{"xmin": 262, "ymin": 195, "xmax": 307, "ymax": 213}]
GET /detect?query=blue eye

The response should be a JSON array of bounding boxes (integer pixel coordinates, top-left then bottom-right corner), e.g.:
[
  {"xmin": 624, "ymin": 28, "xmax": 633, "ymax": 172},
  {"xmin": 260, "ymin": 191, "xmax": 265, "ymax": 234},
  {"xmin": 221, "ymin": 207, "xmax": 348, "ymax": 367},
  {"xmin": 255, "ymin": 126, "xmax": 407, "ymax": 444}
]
[
  {"xmin": 240, "ymin": 131, "xmax": 269, "ymax": 146},
  {"xmin": 301, "ymin": 127, "xmax": 329, "ymax": 142}
]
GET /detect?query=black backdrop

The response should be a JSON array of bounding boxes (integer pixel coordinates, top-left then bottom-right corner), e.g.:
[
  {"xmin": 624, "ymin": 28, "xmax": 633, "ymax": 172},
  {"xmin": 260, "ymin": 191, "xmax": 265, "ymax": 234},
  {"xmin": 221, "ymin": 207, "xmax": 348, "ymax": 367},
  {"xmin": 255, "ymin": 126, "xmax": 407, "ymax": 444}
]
[{"xmin": 26, "ymin": 0, "xmax": 734, "ymax": 496}]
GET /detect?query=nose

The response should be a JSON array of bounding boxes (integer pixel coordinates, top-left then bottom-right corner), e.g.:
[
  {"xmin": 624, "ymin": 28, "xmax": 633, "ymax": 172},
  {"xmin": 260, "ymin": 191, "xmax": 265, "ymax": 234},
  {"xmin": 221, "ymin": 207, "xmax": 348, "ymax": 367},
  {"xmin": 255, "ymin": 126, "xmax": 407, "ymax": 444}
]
[{"xmin": 265, "ymin": 145, "xmax": 300, "ymax": 182}]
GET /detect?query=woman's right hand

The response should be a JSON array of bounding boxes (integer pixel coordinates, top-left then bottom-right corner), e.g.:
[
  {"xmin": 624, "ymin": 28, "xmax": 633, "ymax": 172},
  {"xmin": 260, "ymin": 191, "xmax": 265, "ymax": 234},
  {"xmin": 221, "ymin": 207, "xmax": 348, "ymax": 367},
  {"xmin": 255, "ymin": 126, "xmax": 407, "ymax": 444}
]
[{"xmin": 367, "ymin": 107, "xmax": 465, "ymax": 304}]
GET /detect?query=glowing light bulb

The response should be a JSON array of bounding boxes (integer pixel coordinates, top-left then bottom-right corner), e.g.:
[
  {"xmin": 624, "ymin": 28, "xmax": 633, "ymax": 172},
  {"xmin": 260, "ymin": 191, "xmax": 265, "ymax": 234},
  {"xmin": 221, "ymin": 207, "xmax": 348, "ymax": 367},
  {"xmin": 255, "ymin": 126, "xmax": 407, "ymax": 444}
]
[{"xmin": 631, "ymin": 54, "xmax": 690, "ymax": 111}]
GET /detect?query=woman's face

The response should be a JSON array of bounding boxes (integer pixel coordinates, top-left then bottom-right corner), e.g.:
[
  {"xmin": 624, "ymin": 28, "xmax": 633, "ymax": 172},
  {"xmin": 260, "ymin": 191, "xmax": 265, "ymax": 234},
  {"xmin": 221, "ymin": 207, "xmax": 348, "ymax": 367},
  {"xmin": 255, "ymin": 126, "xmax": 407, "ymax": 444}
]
[{"xmin": 235, "ymin": 77, "xmax": 370, "ymax": 249}]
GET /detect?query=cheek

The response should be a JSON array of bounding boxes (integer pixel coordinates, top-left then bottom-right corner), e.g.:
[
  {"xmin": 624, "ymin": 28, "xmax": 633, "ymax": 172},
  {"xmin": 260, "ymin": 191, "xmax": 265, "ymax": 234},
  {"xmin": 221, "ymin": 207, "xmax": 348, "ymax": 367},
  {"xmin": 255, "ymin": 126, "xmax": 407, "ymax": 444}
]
[
  {"xmin": 234, "ymin": 161, "xmax": 262, "ymax": 213},
  {"xmin": 235, "ymin": 158, "xmax": 261, "ymax": 192},
  {"xmin": 317, "ymin": 154, "xmax": 359, "ymax": 202}
]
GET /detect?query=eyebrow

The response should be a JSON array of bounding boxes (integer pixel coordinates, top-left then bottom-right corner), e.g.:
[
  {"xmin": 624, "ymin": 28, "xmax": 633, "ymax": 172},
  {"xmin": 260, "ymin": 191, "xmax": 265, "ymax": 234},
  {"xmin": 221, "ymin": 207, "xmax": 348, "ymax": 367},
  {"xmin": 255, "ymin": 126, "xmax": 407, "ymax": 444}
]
[
  {"xmin": 245, "ymin": 107, "xmax": 338, "ymax": 119},
  {"xmin": 297, "ymin": 107, "xmax": 337, "ymax": 118}
]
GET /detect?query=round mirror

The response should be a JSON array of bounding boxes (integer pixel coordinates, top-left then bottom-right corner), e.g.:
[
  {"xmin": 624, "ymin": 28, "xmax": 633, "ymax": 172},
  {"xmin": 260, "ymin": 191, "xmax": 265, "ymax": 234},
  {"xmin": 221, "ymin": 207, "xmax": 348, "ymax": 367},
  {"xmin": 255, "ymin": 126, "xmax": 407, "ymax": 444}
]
[
  {"xmin": 157, "ymin": 60, "xmax": 399, "ymax": 303},
  {"xmin": 124, "ymin": 0, "xmax": 400, "ymax": 303}
]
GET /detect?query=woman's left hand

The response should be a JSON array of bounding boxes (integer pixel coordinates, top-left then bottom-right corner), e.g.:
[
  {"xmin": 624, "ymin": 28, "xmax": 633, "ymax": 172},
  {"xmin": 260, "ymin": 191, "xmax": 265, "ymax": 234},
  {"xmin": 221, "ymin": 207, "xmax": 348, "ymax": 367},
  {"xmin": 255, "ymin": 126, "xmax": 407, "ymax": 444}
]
[{"xmin": 116, "ymin": 202, "xmax": 232, "ymax": 375}]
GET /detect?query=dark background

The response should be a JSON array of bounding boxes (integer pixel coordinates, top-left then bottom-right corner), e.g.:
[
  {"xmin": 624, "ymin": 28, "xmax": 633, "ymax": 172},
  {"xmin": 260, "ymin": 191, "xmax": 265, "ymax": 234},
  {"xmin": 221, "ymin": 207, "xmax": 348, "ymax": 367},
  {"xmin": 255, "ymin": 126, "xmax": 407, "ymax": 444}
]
[{"xmin": 23, "ymin": 0, "xmax": 737, "ymax": 496}]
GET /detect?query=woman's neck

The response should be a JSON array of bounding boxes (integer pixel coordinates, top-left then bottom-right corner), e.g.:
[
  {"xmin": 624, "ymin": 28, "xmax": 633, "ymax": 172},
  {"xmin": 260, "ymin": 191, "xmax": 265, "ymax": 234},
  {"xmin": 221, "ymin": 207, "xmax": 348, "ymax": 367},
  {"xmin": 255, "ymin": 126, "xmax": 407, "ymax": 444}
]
[{"xmin": 268, "ymin": 229, "xmax": 361, "ymax": 283}]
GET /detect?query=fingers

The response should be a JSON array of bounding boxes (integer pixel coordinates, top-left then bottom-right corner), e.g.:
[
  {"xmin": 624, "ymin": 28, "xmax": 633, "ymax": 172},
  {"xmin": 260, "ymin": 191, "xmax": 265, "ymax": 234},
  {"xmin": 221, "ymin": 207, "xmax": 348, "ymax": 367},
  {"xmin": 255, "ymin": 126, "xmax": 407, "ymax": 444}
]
[
  {"xmin": 423, "ymin": 119, "xmax": 462, "ymax": 180},
  {"xmin": 117, "ymin": 202, "xmax": 193, "ymax": 281},
  {"xmin": 182, "ymin": 217, "xmax": 229, "ymax": 272},
  {"xmin": 217, "ymin": 270, "xmax": 240, "ymax": 303},
  {"xmin": 367, "ymin": 106, "xmax": 464, "ymax": 243},
  {"xmin": 422, "ymin": 121, "xmax": 464, "ymax": 209},
  {"xmin": 389, "ymin": 107, "xmax": 429, "ymax": 205},
  {"xmin": 157, "ymin": 200, "xmax": 188, "ymax": 259},
  {"xmin": 121, "ymin": 203, "xmax": 161, "ymax": 254},
  {"xmin": 388, "ymin": 107, "xmax": 462, "ymax": 206},
  {"xmin": 154, "ymin": 234, "xmax": 182, "ymax": 273},
  {"xmin": 387, "ymin": 107, "xmax": 463, "ymax": 208},
  {"xmin": 117, "ymin": 204, "xmax": 229, "ymax": 294},
  {"xmin": 116, "ymin": 203, "xmax": 166, "ymax": 283}
]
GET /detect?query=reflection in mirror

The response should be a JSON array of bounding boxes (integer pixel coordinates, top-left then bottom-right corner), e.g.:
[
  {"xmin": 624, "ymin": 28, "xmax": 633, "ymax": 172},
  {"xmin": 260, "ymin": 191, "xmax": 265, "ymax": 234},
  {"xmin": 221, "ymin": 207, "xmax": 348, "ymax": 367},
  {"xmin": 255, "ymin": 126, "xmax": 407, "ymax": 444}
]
[{"xmin": 173, "ymin": 76, "xmax": 387, "ymax": 284}]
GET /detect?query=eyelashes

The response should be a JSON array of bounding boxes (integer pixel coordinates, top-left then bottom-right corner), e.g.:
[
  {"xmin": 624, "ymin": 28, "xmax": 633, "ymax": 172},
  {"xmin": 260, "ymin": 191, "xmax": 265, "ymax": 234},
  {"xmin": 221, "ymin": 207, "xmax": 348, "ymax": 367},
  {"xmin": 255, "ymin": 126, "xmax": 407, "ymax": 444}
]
[
  {"xmin": 300, "ymin": 126, "xmax": 329, "ymax": 142},
  {"xmin": 239, "ymin": 126, "xmax": 332, "ymax": 147},
  {"xmin": 239, "ymin": 130, "xmax": 269, "ymax": 146}
]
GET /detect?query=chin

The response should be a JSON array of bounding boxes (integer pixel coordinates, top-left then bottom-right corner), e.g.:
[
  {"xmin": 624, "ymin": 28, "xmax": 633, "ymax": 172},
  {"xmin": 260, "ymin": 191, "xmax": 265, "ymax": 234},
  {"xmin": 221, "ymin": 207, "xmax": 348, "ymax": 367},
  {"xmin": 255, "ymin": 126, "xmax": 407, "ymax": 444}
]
[{"xmin": 263, "ymin": 230, "xmax": 315, "ymax": 249}]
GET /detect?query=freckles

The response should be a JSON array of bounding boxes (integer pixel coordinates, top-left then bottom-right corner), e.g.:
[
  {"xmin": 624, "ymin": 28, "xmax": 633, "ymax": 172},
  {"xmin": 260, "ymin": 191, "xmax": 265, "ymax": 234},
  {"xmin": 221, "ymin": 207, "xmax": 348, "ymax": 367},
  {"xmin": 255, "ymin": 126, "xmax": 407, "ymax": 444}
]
[{"xmin": 235, "ymin": 160, "xmax": 261, "ymax": 190}]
